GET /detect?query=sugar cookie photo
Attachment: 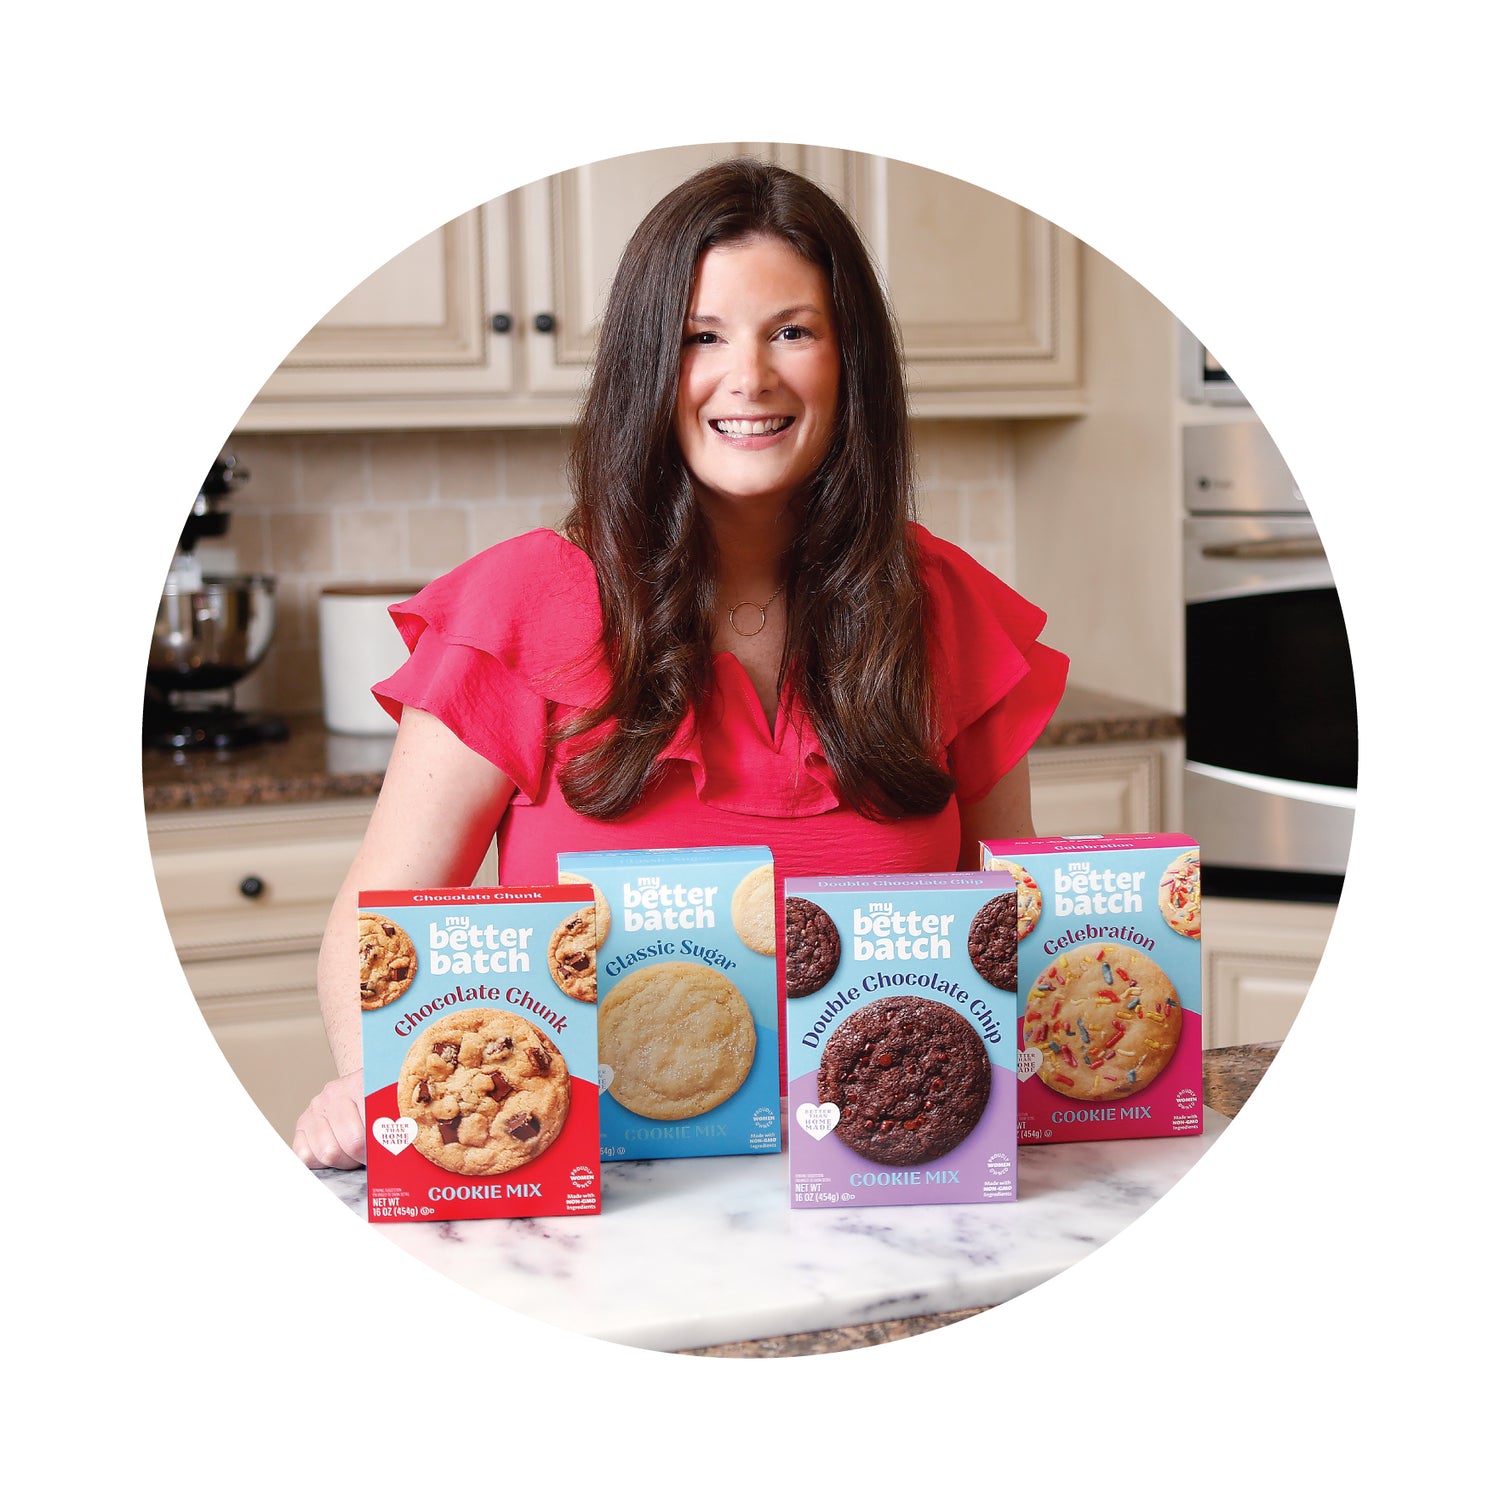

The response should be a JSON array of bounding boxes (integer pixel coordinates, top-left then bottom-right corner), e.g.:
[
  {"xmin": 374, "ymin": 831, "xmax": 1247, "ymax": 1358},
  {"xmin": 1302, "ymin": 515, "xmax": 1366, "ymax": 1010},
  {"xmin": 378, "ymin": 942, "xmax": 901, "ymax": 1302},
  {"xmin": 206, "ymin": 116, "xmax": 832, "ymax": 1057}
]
[
  {"xmin": 1024, "ymin": 944, "xmax": 1181, "ymax": 1102},
  {"xmin": 599, "ymin": 961, "xmax": 756, "ymax": 1120},
  {"xmin": 1158, "ymin": 850, "xmax": 1201, "ymax": 939},
  {"xmin": 988, "ymin": 857, "xmax": 1042, "ymax": 939},
  {"xmin": 730, "ymin": 862, "xmax": 777, "ymax": 956}
]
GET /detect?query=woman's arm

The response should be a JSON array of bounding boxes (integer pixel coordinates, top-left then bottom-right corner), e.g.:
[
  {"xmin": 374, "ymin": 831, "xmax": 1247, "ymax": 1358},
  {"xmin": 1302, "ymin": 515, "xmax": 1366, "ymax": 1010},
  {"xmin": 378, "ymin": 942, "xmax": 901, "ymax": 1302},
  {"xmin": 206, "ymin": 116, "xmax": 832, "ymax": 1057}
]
[
  {"xmin": 956, "ymin": 757, "xmax": 1036, "ymax": 871},
  {"xmin": 292, "ymin": 707, "xmax": 516, "ymax": 1168}
]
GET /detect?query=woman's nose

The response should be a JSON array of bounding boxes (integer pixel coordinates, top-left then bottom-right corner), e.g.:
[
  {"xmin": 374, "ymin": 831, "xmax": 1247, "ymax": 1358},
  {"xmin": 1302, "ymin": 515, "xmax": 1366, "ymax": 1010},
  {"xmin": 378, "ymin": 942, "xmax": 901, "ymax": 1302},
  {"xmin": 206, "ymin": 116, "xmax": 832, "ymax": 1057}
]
[{"xmin": 730, "ymin": 342, "xmax": 775, "ymax": 399}]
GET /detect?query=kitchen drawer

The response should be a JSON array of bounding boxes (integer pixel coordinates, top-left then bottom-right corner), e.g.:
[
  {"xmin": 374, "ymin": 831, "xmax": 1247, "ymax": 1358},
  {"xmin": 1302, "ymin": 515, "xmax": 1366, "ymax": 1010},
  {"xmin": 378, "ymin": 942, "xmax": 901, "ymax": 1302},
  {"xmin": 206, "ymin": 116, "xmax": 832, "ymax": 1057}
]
[{"xmin": 148, "ymin": 799, "xmax": 376, "ymax": 960}]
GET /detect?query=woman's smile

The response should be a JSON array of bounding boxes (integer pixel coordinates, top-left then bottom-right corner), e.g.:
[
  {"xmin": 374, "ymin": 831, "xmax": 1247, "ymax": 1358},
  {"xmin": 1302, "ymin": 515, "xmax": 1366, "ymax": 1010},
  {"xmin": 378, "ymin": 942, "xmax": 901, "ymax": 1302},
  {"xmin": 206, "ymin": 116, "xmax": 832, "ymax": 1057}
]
[{"xmin": 675, "ymin": 233, "xmax": 840, "ymax": 514}]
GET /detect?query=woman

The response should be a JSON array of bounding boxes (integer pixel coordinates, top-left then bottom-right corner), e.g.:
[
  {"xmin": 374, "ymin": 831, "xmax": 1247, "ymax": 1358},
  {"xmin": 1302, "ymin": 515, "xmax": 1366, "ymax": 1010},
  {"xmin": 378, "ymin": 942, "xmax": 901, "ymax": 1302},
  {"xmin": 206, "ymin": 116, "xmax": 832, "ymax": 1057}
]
[{"xmin": 294, "ymin": 157, "xmax": 1068, "ymax": 1169}]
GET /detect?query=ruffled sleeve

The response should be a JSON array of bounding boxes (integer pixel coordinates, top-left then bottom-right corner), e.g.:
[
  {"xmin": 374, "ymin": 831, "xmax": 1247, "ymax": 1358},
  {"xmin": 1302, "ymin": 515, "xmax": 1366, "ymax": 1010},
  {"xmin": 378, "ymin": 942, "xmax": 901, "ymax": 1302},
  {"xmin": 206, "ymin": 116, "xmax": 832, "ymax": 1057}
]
[
  {"xmin": 914, "ymin": 524, "xmax": 1069, "ymax": 805},
  {"xmin": 371, "ymin": 530, "xmax": 607, "ymax": 803}
]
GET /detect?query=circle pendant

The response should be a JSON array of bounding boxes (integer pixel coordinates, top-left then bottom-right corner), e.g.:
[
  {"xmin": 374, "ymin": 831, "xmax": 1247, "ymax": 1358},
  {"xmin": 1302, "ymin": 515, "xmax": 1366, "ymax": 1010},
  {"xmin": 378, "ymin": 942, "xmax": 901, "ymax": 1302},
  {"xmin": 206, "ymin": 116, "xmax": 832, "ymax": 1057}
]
[{"xmin": 727, "ymin": 601, "xmax": 768, "ymax": 637}]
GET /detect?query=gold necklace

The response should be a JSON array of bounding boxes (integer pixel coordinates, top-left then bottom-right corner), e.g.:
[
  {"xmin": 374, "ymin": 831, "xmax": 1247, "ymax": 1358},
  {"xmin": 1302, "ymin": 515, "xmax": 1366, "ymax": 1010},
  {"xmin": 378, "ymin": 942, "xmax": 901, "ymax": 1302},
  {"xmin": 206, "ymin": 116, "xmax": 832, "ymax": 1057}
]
[{"xmin": 725, "ymin": 578, "xmax": 787, "ymax": 638}]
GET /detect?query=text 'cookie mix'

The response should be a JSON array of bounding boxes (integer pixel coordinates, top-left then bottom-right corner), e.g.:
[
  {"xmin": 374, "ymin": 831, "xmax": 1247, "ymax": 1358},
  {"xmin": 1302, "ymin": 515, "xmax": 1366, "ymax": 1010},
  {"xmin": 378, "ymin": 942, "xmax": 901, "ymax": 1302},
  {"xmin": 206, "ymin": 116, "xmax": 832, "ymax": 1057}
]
[
  {"xmin": 784, "ymin": 872, "xmax": 1019, "ymax": 1209},
  {"xmin": 358, "ymin": 887, "xmax": 601, "ymax": 1223},
  {"xmin": 556, "ymin": 846, "xmax": 782, "ymax": 1162},
  {"xmin": 979, "ymin": 835, "xmax": 1204, "ymax": 1145}
]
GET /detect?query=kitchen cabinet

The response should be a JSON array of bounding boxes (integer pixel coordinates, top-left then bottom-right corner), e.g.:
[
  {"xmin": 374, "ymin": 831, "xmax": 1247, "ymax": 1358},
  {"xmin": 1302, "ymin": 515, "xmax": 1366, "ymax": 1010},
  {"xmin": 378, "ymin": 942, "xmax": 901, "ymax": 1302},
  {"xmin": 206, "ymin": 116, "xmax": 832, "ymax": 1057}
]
[
  {"xmin": 244, "ymin": 200, "xmax": 526, "ymax": 429},
  {"xmin": 148, "ymin": 798, "xmax": 375, "ymax": 1144},
  {"xmin": 235, "ymin": 145, "xmax": 1082, "ymax": 432},
  {"xmin": 844, "ymin": 154, "xmax": 1082, "ymax": 414},
  {"xmin": 1199, "ymin": 896, "xmax": 1337, "ymax": 1047},
  {"xmin": 1029, "ymin": 737, "xmax": 1183, "ymax": 837}
]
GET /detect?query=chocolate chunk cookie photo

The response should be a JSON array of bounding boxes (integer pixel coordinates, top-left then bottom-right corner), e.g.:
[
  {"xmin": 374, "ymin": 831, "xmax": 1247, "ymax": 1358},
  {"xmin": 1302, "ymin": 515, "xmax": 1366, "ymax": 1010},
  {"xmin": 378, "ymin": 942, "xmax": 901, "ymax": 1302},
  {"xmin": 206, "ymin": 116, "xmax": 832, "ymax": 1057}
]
[{"xmin": 358, "ymin": 912, "xmax": 417, "ymax": 1010}]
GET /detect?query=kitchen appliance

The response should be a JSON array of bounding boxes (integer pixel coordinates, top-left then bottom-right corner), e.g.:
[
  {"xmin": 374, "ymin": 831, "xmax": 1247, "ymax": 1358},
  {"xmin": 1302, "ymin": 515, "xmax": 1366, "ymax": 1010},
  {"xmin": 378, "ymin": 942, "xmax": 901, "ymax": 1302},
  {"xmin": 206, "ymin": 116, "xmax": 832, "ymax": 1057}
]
[
  {"xmin": 144, "ymin": 453, "xmax": 289, "ymax": 751},
  {"xmin": 1180, "ymin": 327, "xmax": 1248, "ymax": 406},
  {"xmin": 1182, "ymin": 421, "xmax": 1356, "ymax": 901}
]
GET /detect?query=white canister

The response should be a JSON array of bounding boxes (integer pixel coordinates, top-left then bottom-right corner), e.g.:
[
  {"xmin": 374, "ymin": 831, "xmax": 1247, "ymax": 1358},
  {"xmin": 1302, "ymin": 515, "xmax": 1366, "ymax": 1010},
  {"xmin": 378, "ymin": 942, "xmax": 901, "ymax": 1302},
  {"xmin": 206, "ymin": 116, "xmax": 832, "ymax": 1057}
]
[{"xmin": 318, "ymin": 584, "xmax": 423, "ymax": 736}]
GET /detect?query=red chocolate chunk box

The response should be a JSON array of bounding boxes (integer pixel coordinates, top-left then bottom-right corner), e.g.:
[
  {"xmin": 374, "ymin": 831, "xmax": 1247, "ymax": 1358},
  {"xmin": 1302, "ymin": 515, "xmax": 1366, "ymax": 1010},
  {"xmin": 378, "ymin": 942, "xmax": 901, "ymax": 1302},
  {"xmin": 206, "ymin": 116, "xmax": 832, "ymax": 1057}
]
[{"xmin": 359, "ymin": 887, "xmax": 601, "ymax": 1223}]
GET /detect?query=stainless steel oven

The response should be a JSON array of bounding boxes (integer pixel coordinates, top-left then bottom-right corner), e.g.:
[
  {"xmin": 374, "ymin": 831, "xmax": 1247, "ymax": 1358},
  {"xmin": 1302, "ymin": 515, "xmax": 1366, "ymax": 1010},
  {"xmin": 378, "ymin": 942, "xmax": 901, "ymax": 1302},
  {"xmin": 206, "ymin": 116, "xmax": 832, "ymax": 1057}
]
[{"xmin": 1182, "ymin": 422, "xmax": 1356, "ymax": 902}]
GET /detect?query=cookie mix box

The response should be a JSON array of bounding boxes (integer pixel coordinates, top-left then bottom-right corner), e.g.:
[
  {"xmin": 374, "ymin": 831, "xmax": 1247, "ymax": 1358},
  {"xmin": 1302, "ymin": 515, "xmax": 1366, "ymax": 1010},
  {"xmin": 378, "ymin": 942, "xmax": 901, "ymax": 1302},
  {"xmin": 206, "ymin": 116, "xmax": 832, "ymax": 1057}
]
[
  {"xmin": 358, "ymin": 887, "xmax": 601, "ymax": 1223},
  {"xmin": 979, "ymin": 835, "xmax": 1204, "ymax": 1145},
  {"xmin": 555, "ymin": 846, "xmax": 782, "ymax": 1162},
  {"xmin": 783, "ymin": 872, "xmax": 1019, "ymax": 1209}
]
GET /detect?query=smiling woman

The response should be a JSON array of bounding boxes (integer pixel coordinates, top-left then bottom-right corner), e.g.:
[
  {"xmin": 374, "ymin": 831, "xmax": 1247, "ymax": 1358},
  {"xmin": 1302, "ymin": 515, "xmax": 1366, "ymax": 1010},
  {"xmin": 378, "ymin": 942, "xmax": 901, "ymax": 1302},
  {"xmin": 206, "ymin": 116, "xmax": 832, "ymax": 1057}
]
[
  {"xmin": 675, "ymin": 235, "xmax": 841, "ymax": 520},
  {"xmin": 293, "ymin": 157, "xmax": 1069, "ymax": 1171}
]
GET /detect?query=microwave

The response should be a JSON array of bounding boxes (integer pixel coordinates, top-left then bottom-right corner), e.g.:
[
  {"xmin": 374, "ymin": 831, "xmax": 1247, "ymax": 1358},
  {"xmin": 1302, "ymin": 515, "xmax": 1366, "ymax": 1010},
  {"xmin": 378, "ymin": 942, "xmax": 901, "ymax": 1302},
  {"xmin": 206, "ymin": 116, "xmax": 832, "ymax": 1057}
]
[{"xmin": 1179, "ymin": 323, "xmax": 1248, "ymax": 405}]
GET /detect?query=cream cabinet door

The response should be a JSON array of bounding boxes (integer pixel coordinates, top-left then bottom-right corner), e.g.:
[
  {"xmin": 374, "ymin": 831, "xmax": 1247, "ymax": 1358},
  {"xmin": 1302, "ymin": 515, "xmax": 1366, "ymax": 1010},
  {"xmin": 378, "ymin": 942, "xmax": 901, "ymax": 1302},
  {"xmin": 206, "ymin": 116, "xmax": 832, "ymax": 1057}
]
[
  {"xmin": 1199, "ymin": 896, "xmax": 1338, "ymax": 1047},
  {"xmin": 1029, "ymin": 740, "xmax": 1182, "ymax": 837},
  {"xmin": 845, "ymin": 153, "xmax": 1083, "ymax": 415},
  {"xmin": 240, "ymin": 201, "xmax": 523, "ymax": 430},
  {"xmin": 186, "ymin": 952, "xmax": 335, "ymax": 1147},
  {"xmin": 150, "ymin": 801, "xmax": 377, "ymax": 1145},
  {"xmin": 516, "ymin": 142, "xmax": 851, "ymax": 397}
]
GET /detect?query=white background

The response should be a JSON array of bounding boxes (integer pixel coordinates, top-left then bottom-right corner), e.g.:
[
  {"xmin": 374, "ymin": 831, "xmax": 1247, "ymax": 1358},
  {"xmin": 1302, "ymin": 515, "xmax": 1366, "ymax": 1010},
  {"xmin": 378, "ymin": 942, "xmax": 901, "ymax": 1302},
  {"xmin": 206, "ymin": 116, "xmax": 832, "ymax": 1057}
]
[{"xmin": 8, "ymin": 2, "xmax": 1490, "ymax": 1492}]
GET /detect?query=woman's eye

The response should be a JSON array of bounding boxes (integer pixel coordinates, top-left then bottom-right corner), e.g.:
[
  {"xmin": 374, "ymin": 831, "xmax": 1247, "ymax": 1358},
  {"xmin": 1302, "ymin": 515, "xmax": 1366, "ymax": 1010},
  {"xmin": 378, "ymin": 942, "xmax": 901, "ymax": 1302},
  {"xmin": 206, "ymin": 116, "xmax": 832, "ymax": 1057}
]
[
  {"xmin": 683, "ymin": 330, "xmax": 719, "ymax": 346},
  {"xmin": 776, "ymin": 324, "xmax": 812, "ymax": 341}
]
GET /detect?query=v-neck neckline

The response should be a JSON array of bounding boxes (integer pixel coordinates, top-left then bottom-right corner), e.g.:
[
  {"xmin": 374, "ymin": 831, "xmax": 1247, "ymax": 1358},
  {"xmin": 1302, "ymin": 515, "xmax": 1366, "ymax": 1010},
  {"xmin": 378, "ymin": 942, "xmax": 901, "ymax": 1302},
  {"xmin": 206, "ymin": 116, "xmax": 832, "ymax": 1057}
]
[{"xmin": 714, "ymin": 651, "xmax": 786, "ymax": 746}]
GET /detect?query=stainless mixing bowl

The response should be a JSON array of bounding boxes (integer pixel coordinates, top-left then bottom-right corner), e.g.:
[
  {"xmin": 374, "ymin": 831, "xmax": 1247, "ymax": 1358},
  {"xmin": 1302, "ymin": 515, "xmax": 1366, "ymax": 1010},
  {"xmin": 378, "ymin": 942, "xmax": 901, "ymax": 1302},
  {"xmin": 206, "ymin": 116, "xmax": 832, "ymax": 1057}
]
[{"xmin": 147, "ymin": 573, "xmax": 279, "ymax": 693}]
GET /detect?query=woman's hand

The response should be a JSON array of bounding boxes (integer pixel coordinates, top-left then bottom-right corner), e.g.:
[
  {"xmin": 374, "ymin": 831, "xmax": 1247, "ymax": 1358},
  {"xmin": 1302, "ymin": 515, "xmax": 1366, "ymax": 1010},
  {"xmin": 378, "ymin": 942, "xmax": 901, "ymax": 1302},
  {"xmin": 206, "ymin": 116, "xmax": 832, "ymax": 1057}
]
[{"xmin": 293, "ymin": 1070, "xmax": 367, "ymax": 1170}]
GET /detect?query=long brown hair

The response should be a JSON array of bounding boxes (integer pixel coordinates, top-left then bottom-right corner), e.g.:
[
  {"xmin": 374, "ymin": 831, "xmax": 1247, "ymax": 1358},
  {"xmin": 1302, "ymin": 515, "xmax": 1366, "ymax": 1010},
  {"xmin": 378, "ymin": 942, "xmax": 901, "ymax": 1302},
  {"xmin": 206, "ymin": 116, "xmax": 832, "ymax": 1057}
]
[{"xmin": 558, "ymin": 156, "xmax": 954, "ymax": 821}]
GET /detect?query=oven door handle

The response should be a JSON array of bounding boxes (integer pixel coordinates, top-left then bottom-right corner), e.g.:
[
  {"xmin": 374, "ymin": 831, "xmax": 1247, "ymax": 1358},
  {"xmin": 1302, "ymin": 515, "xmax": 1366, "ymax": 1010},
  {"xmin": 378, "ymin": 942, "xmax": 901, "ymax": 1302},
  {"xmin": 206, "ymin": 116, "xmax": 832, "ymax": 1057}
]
[{"xmin": 1200, "ymin": 537, "xmax": 1327, "ymax": 561}]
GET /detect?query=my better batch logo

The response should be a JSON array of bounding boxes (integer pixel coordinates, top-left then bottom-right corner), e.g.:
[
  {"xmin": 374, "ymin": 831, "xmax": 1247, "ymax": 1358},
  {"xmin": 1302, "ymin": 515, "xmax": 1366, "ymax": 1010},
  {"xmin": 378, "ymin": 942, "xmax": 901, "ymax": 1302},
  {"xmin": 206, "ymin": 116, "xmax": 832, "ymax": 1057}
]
[
  {"xmin": 1051, "ymin": 860, "xmax": 1148, "ymax": 918},
  {"xmin": 427, "ymin": 912, "xmax": 535, "ymax": 975},
  {"xmin": 621, "ymin": 873, "xmax": 719, "ymax": 931}
]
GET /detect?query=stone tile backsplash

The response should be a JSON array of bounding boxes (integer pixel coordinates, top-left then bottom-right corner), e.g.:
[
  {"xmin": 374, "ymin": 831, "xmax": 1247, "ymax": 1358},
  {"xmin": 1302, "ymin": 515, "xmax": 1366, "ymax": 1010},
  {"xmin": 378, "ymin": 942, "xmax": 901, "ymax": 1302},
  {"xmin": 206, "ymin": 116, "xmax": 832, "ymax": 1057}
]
[{"xmin": 219, "ymin": 421, "xmax": 1017, "ymax": 716}]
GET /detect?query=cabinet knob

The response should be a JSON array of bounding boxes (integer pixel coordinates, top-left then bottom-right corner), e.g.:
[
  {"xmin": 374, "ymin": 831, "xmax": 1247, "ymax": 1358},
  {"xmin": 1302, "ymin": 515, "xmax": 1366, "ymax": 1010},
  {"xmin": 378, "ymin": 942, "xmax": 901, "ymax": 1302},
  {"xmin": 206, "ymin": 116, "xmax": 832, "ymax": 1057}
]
[
  {"xmin": 490, "ymin": 312, "xmax": 513, "ymax": 334},
  {"xmin": 533, "ymin": 312, "xmax": 556, "ymax": 334},
  {"xmin": 239, "ymin": 875, "xmax": 266, "ymax": 899}
]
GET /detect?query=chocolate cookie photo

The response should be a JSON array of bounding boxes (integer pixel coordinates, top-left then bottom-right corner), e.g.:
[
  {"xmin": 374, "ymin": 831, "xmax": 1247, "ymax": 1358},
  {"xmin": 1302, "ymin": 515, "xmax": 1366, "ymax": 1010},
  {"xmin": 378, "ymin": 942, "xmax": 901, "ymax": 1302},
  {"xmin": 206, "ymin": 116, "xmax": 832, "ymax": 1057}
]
[
  {"xmin": 967, "ymin": 890, "xmax": 1018, "ymax": 991},
  {"xmin": 784, "ymin": 896, "xmax": 840, "ymax": 997},
  {"xmin": 817, "ymin": 995, "xmax": 991, "ymax": 1166}
]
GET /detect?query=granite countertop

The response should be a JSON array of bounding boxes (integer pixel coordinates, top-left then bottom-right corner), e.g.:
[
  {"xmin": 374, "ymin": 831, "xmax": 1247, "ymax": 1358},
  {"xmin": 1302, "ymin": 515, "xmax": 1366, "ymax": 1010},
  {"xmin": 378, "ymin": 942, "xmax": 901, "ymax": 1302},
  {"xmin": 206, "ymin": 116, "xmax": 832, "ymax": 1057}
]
[
  {"xmin": 312, "ymin": 1043, "xmax": 1275, "ymax": 1359},
  {"xmin": 143, "ymin": 685, "xmax": 1183, "ymax": 814}
]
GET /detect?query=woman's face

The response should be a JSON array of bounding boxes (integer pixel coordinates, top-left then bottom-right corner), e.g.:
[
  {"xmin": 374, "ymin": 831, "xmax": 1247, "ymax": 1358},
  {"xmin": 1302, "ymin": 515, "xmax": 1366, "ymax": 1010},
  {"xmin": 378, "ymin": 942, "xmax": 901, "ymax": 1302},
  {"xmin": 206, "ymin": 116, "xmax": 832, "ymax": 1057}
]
[{"xmin": 674, "ymin": 234, "xmax": 840, "ymax": 521}]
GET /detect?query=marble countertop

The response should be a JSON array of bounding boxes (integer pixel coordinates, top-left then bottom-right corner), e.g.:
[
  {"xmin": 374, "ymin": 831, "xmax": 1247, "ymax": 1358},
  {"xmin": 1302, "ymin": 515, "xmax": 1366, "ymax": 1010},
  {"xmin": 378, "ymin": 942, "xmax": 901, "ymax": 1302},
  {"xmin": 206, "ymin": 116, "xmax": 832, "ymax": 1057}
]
[
  {"xmin": 313, "ymin": 1044, "xmax": 1272, "ymax": 1357},
  {"xmin": 143, "ymin": 684, "xmax": 1182, "ymax": 814}
]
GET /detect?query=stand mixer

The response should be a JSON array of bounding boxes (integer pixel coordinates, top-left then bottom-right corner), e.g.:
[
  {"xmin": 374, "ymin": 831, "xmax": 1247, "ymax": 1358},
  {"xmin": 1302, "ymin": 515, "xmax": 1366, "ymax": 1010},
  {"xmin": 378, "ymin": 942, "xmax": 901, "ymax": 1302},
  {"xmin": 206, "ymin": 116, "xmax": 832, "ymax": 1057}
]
[{"xmin": 143, "ymin": 452, "xmax": 289, "ymax": 751}]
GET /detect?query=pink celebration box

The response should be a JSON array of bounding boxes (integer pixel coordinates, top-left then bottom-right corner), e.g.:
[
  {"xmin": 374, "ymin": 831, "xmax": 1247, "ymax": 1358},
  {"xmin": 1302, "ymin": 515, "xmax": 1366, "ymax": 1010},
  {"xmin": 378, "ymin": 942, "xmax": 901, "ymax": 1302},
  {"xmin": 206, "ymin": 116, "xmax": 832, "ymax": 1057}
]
[{"xmin": 979, "ymin": 835, "xmax": 1203, "ymax": 1145}]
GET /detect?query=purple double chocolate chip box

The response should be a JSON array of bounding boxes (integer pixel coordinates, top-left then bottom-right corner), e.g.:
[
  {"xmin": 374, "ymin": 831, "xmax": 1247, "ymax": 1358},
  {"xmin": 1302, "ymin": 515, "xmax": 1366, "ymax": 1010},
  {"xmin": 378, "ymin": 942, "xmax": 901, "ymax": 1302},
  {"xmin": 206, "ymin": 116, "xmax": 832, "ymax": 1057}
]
[{"xmin": 783, "ymin": 871, "xmax": 1018, "ymax": 1210}]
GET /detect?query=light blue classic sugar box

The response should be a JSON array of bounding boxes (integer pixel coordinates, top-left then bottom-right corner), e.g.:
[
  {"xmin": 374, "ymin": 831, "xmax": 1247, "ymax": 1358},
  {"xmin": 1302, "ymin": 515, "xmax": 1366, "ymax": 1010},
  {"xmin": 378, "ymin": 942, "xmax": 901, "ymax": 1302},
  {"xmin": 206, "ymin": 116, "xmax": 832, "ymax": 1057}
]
[
  {"xmin": 557, "ymin": 846, "xmax": 782, "ymax": 1161},
  {"xmin": 784, "ymin": 872, "xmax": 1018, "ymax": 1209}
]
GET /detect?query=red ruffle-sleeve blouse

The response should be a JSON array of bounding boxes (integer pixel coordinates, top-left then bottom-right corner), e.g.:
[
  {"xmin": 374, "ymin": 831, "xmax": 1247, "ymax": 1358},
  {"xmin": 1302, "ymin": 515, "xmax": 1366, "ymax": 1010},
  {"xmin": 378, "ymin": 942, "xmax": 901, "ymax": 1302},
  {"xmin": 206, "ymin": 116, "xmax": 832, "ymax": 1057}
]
[{"xmin": 373, "ymin": 525, "xmax": 1068, "ymax": 884}]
